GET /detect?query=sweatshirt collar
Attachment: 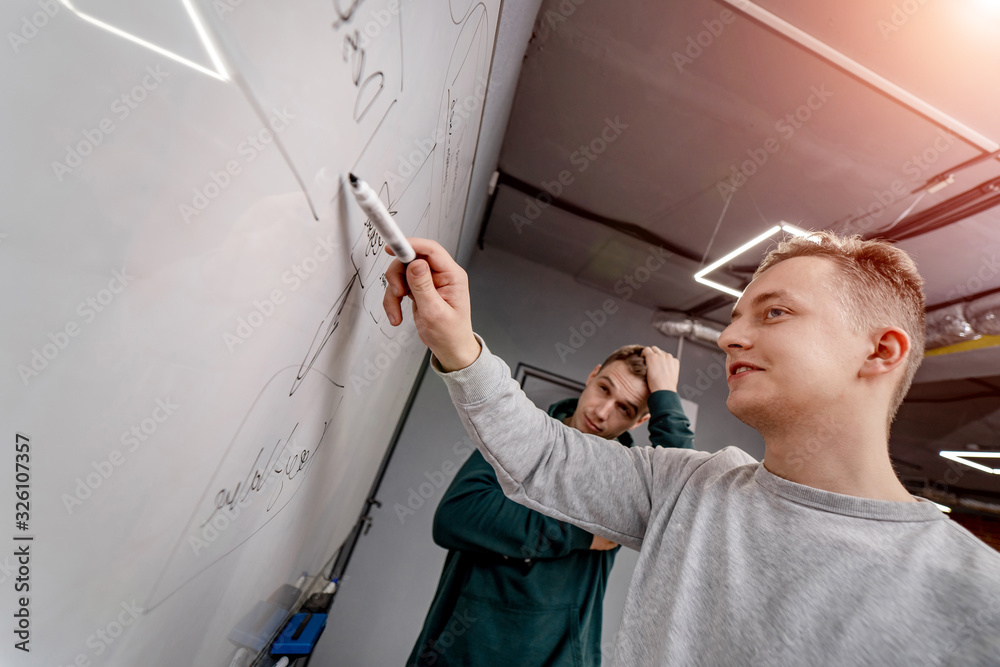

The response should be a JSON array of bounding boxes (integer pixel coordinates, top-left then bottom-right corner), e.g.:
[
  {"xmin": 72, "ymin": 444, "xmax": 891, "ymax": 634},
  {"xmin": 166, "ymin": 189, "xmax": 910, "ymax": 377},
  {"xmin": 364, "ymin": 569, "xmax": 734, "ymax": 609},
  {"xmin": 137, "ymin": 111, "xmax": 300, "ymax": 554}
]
[{"xmin": 753, "ymin": 464, "xmax": 947, "ymax": 522}]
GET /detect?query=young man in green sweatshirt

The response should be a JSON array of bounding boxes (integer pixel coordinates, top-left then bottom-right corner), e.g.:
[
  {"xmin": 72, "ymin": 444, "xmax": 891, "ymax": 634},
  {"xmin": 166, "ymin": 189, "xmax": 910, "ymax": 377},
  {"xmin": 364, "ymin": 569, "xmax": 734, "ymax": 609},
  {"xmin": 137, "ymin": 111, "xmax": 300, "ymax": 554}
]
[{"xmin": 407, "ymin": 345, "xmax": 694, "ymax": 666}]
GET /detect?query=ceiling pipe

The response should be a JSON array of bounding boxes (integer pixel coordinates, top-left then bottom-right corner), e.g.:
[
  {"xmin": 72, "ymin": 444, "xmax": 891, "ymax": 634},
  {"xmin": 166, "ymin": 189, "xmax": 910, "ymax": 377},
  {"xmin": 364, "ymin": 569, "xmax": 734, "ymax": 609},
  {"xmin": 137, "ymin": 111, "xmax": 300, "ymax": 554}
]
[
  {"xmin": 870, "ymin": 175, "xmax": 1000, "ymax": 242},
  {"xmin": 651, "ymin": 310, "xmax": 725, "ymax": 357},
  {"xmin": 925, "ymin": 290, "xmax": 1000, "ymax": 350}
]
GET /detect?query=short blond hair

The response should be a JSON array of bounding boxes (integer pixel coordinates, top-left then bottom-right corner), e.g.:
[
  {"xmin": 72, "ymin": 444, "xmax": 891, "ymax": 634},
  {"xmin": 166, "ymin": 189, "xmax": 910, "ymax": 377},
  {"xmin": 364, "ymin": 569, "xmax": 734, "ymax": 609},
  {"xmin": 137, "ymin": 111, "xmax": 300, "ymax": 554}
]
[{"xmin": 754, "ymin": 232, "xmax": 925, "ymax": 424}]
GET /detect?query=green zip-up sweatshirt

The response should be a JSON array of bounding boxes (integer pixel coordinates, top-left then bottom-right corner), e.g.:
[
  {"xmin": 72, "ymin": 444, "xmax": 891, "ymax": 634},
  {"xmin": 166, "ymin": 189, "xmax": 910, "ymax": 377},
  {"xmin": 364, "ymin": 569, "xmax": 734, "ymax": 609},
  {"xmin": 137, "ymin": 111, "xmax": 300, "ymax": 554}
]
[{"xmin": 407, "ymin": 390, "xmax": 694, "ymax": 666}]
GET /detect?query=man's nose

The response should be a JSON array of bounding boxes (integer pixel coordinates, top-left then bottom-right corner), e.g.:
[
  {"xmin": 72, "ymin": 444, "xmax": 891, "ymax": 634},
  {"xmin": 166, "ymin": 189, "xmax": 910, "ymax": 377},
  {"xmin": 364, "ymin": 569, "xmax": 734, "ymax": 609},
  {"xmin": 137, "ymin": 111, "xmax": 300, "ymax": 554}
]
[{"xmin": 718, "ymin": 320, "xmax": 749, "ymax": 351}]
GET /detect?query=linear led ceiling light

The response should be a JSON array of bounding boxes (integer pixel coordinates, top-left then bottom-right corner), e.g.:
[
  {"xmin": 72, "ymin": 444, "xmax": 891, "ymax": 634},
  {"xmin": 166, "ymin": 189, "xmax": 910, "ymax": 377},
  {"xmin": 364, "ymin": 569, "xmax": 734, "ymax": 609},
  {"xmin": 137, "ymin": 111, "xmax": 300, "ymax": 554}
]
[
  {"xmin": 939, "ymin": 451, "xmax": 1000, "ymax": 475},
  {"xmin": 694, "ymin": 222, "xmax": 813, "ymax": 298},
  {"xmin": 928, "ymin": 500, "xmax": 952, "ymax": 514},
  {"xmin": 59, "ymin": 0, "xmax": 229, "ymax": 81}
]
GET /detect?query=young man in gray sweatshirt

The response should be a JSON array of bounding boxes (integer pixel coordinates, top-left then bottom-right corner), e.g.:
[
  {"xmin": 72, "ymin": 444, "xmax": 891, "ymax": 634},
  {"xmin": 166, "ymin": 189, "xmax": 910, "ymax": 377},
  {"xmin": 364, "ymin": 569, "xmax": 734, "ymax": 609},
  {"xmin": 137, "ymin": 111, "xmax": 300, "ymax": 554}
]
[{"xmin": 382, "ymin": 233, "xmax": 1000, "ymax": 666}]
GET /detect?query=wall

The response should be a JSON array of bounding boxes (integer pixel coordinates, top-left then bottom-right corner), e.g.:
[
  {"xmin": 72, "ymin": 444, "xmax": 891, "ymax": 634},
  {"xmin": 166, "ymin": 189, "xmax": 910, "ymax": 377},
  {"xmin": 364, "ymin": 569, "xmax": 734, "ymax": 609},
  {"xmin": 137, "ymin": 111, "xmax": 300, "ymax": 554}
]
[
  {"xmin": 455, "ymin": 0, "xmax": 549, "ymax": 267},
  {"xmin": 313, "ymin": 246, "xmax": 764, "ymax": 664}
]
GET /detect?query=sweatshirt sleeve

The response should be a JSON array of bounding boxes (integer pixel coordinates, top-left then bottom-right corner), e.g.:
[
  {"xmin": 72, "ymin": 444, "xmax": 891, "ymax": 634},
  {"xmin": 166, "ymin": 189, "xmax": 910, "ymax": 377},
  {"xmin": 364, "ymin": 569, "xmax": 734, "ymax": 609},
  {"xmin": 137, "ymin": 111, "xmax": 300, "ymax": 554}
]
[
  {"xmin": 432, "ymin": 450, "xmax": 594, "ymax": 559},
  {"xmin": 646, "ymin": 390, "xmax": 695, "ymax": 450},
  {"xmin": 433, "ymin": 336, "xmax": 709, "ymax": 551}
]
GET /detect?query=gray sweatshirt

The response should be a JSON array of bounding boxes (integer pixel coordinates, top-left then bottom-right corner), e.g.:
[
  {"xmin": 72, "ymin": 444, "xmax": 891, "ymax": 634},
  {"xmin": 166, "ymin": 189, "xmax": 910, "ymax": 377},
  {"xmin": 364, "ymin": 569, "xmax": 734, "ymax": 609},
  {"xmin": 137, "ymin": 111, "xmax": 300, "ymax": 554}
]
[{"xmin": 434, "ymin": 338, "xmax": 1000, "ymax": 666}]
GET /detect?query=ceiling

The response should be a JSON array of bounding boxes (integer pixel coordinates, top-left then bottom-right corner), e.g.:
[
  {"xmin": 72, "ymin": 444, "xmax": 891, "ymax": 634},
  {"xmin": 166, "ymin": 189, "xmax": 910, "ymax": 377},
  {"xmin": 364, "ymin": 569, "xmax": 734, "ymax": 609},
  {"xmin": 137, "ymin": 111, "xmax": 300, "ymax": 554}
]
[
  {"xmin": 894, "ymin": 375, "xmax": 1000, "ymax": 496},
  {"xmin": 481, "ymin": 0, "xmax": 1000, "ymax": 499}
]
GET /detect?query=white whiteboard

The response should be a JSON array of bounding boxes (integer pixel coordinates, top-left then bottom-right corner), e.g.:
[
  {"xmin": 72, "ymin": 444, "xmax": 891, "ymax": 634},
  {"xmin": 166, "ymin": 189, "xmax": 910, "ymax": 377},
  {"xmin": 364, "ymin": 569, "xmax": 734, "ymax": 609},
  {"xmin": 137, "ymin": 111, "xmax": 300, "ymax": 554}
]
[{"xmin": 0, "ymin": 0, "xmax": 500, "ymax": 664}]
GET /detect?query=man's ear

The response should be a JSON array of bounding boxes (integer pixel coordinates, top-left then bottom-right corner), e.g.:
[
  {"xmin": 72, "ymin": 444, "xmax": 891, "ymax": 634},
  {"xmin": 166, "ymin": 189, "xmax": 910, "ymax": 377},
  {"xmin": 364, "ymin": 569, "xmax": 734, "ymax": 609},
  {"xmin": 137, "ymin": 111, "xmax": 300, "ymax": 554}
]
[
  {"xmin": 585, "ymin": 364, "xmax": 602, "ymax": 384},
  {"xmin": 629, "ymin": 412, "xmax": 651, "ymax": 430},
  {"xmin": 860, "ymin": 327, "xmax": 910, "ymax": 379}
]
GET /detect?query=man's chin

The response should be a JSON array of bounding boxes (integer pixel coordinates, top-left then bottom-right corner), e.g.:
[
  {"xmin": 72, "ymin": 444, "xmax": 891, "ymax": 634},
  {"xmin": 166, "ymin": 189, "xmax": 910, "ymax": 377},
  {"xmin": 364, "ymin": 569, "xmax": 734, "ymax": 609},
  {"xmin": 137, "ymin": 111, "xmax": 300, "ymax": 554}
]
[
  {"xmin": 727, "ymin": 396, "xmax": 761, "ymax": 425},
  {"xmin": 728, "ymin": 396, "xmax": 783, "ymax": 432}
]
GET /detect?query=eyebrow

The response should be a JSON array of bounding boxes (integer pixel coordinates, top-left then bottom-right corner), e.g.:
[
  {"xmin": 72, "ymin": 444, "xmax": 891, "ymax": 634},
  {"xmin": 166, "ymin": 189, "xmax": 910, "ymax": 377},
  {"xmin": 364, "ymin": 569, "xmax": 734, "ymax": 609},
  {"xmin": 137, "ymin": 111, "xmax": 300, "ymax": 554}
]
[
  {"xmin": 600, "ymin": 375, "xmax": 639, "ymax": 415},
  {"xmin": 730, "ymin": 289, "xmax": 795, "ymax": 322}
]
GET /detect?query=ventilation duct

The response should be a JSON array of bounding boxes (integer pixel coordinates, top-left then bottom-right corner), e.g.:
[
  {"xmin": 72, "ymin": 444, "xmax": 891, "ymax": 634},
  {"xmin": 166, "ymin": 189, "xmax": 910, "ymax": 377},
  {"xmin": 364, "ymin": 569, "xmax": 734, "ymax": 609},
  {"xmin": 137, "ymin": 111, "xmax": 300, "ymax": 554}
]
[
  {"xmin": 926, "ymin": 292, "xmax": 1000, "ymax": 349},
  {"xmin": 651, "ymin": 310, "xmax": 724, "ymax": 348}
]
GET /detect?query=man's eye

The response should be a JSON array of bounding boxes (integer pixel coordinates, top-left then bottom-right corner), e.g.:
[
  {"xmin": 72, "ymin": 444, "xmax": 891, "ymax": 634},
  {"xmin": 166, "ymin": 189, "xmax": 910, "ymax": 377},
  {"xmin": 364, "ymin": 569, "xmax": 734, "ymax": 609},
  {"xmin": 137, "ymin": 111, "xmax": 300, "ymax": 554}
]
[{"xmin": 766, "ymin": 308, "xmax": 785, "ymax": 319}]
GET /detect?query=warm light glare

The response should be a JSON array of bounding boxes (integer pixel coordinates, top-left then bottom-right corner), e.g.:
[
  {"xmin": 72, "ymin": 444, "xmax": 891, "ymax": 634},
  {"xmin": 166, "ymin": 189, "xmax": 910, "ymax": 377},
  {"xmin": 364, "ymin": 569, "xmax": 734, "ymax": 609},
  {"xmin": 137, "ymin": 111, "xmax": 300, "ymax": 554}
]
[
  {"xmin": 970, "ymin": 0, "xmax": 1000, "ymax": 16},
  {"xmin": 930, "ymin": 501, "xmax": 952, "ymax": 514},
  {"xmin": 59, "ymin": 0, "xmax": 228, "ymax": 81},
  {"xmin": 720, "ymin": 0, "xmax": 998, "ymax": 152},
  {"xmin": 694, "ymin": 222, "xmax": 814, "ymax": 297},
  {"xmin": 939, "ymin": 451, "xmax": 1000, "ymax": 475}
]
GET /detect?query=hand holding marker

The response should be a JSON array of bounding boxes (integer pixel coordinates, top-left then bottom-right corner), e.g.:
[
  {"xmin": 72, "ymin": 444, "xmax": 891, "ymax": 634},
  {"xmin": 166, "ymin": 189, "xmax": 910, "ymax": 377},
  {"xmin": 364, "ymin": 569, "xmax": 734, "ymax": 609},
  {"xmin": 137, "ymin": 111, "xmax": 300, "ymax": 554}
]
[{"xmin": 348, "ymin": 173, "xmax": 416, "ymax": 264}]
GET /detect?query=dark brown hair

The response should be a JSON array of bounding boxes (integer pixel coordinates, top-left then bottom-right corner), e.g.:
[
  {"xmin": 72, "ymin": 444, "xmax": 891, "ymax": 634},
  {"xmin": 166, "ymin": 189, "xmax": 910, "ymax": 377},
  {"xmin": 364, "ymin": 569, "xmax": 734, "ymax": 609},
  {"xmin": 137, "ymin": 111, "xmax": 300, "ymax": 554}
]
[{"xmin": 599, "ymin": 345, "xmax": 647, "ymax": 380}]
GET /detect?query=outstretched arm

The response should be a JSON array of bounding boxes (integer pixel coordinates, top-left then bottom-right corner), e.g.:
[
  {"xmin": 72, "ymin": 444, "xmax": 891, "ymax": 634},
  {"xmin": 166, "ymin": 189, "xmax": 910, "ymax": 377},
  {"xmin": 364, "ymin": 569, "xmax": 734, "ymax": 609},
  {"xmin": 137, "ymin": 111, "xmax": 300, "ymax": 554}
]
[
  {"xmin": 432, "ymin": 451, "xmax": 609, "ymax": 559},
  {"xmin": 383, "ymin": 239, "xmax": 706, "ymax": 549}
]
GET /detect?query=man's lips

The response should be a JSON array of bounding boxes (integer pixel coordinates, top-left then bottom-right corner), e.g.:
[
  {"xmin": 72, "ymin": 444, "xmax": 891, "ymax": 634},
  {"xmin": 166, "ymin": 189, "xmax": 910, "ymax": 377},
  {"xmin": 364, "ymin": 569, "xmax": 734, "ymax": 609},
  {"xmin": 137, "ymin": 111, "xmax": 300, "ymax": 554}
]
[
  {"xmin": 728, "ymin": 362, "xmax": 764, "ymax": 383},
  {"xmin": 584, "ymin": 416, "xmax": 601, "ymax": 433}
]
